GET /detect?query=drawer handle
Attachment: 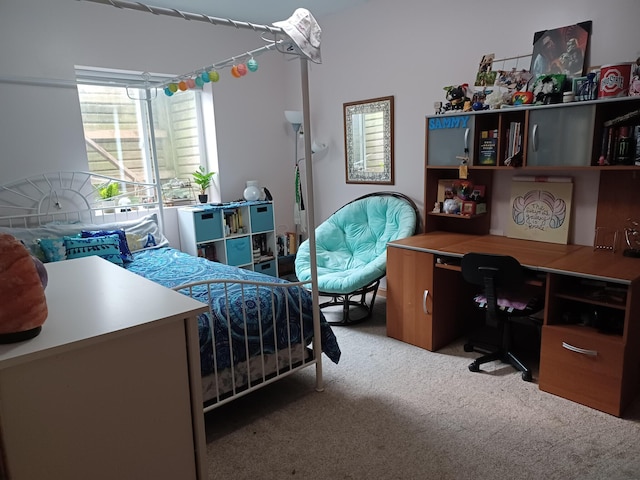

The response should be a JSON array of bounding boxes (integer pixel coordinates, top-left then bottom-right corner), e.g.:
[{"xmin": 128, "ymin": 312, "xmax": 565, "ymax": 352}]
[
  {"xmin": 562, "ymin": 341, "xmax": 598, "ymax": 357},
  {"xmin": 423, "ymin": 289, "xmax": 430, "ymax": 315},
  {"xmin": 532, "ymin": 124, "xmax": 539, "ymax": 152}
]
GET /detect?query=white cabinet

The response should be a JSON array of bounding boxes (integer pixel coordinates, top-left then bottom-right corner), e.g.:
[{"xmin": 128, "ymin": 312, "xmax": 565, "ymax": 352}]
[
  {"xmin": 0, "ymin": 256, "xmax": 208, "ymax": 479},
  {"xmin": 178, "ymin": 201, "xmax": 278, "ymax": 277}
]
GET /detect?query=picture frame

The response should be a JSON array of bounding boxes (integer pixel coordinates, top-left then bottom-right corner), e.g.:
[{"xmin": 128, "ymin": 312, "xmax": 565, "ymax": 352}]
[
  {"xmin": 344, "ymin": 96, "xmax": 394, "ymax": 184},
  {"xmin": 462, "ymin": 201, "xmax": 477, "ymax": 216}
]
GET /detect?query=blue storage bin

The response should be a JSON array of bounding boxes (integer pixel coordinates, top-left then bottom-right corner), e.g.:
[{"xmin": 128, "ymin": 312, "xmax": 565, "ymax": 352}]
[
  {"xmin": 250, "ymin": 203, "xmax": 274, "ymax": 233},
  {"xmin": 254, "ymin": 260, "xmax": 277, "ymax": 277},
  {"xmin": 194, "ymin": 210, "xmax": 223, "ymax": 243},
  {"xmin": 225, "ymin": 236, "xmax": 252, "ymax": 266}
]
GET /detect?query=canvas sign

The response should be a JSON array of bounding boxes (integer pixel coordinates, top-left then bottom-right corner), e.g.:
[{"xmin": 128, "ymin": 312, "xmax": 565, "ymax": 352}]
[{"xmin": 507, "ymin": 180, "xmax": 573, "ymax": 244}]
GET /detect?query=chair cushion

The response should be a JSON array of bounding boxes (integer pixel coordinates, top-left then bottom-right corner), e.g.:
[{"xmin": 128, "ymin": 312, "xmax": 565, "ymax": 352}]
[{"xmin": 295, "ymin": 194, "xmax": 416, "ymax": 293}]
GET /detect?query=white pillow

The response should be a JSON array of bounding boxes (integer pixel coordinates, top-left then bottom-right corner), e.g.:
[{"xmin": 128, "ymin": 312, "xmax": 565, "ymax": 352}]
[{"xmin": 0, "ymin": 213, "xmax": 169, "ymax": 253}]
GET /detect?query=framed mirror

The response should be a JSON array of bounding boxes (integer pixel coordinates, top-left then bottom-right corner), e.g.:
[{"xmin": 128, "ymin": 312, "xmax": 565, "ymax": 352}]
[{"xmin": 344, "ymin": 95, "xmax": 394, "ymax": 184}]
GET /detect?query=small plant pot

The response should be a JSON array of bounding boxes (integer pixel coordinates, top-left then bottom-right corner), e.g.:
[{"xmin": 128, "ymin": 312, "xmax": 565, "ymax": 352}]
[{"xmin": 198, "ymin": 194, "xmax": 208, "ymax": 204}]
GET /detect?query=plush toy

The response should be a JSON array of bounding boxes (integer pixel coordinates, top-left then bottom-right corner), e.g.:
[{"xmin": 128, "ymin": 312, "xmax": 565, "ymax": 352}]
[
  {"xmin": 443, "ymin": 84, "xmax": 470, "ymax": 111},
  {"xmin": 0, "ymin": 234, "xmax": 48, "ymax": 343}
]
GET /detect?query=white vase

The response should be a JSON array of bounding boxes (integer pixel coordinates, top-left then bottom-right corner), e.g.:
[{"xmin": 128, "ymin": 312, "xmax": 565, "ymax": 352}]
[{"xmin": 243, "ymin": 180, "xmax": 261, "ymax": 201}]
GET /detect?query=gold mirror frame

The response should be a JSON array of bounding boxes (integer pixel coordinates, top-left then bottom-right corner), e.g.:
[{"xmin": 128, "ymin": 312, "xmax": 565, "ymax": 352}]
[{"xmin": 344, "ymin": 96, "xmax": 394, "ymax": 184}]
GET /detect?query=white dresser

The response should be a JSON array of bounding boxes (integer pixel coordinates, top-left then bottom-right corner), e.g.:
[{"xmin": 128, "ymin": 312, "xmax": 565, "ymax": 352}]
[{"xmin": 0, "ymin": 256, "xmax": 208, "ymax": 480}]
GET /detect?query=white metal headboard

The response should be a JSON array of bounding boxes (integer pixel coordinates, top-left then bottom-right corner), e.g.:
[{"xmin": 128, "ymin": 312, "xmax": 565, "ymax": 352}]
[{"xmin": 0, "ymin": 171, "xmax": 161, "ymax": 228}]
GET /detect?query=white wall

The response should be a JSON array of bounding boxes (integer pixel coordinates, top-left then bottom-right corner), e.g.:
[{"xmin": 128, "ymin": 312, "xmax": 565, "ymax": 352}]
[
  {"xmin": 299, "ymin": 0, "xmax": 640, "ymax": 244},
  {"xmin": 0, "ymin": 0, "xmax": 298, "ymax": 242},
  {"xmin": 2, "ymin": 0, "xmax": 640, "ymax": 246}
]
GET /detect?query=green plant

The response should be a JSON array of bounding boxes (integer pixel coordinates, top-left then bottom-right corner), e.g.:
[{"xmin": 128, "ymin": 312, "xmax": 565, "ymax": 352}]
[
  {"xmin": 98, "ymin": 183, "xmax": 120, "ymax": 200},
  {"xmin": 192, "ymin": 166, "xmax": 215, "ymax": 195}
]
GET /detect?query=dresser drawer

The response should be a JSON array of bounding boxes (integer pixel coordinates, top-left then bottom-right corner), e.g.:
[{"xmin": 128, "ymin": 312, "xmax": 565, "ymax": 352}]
[
  {"xmin": 539, "ymin": 325, "xmax": 624, "ymax": 415},
  {"xmin": 225, "ymin": 237, "xmax": 252, "ymax": 266},
  {"xmin": 250, "ymin": 204, "xmax": 274, "ymax": 233}
]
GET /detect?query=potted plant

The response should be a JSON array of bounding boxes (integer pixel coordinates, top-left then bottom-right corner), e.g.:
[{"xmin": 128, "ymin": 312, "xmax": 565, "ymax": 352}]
[
  {"xmin": 98, "ymin": 183, "xmax": 120, "ymax": 213},
  {"xmin": 192, "ymin": 166, "xmax": 215, "ymax": 203}
]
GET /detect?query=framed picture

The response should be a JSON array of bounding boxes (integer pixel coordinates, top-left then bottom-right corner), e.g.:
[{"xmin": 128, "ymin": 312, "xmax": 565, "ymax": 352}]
[
  {"xmin": 530, "ymin": 21, "xmax": 592, "ymax": 79},
  {"xmin": 344, "ymin": 96, "xmax": 394, "ymax": 184},
  {"xmin": 462, "ymin": 201, "xmax": 476, "ymax": 216}
]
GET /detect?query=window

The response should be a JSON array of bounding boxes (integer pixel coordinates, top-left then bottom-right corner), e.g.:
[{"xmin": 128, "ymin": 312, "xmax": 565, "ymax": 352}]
[{"xmin": 76, "ymin": 67, "xmax": 214, "ymax": 205}]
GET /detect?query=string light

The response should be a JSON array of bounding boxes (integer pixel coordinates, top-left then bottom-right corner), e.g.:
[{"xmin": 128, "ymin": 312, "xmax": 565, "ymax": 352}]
[{"xmin": 158, "ymin": 41, "xmax": 281, "ymax": 96}]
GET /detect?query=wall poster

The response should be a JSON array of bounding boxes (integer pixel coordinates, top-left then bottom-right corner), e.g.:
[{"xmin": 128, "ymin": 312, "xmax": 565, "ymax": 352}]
[{"xmin": 507, "ymin": 178, "xmax": 573, "ymax": 244}]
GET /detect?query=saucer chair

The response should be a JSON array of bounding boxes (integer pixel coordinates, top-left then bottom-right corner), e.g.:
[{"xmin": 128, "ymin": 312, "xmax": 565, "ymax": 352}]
[{"xmin": 295, "ymin": 192, "xmax": 419, "ymax": 325}]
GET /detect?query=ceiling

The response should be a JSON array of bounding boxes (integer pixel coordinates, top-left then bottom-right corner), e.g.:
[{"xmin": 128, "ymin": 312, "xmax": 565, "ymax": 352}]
[{"xmin": 127, "ymin": 0, "xmax": 368, "ymax": 25}]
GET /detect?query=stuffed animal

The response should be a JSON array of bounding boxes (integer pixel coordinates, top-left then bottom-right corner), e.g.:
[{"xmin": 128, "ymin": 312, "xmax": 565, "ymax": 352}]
[
  {"xmin": 0, "ymin": 234, "xmax": 48, "ymax": 343},
  {"xmin": 444, "ymin": 84, "xmax": 470, "ymax": 111}
]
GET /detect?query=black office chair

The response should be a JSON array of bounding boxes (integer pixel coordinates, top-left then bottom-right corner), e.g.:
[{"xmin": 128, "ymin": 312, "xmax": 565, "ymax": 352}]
[{"xmin": 461, "ymin": 252, "xmax": 543, "ymax": 382}]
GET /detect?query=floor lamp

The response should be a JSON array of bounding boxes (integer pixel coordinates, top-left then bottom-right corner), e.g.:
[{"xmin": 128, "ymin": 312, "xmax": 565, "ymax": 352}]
[{"xmin": 285, "ymin": 110, "xmax": 306, "ymax": 245}]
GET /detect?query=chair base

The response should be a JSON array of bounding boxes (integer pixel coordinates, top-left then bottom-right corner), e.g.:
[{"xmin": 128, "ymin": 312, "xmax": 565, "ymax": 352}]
[
  {"xmin": 465, "ymin": 343, "xmax": 533, "ymax": 382},
  {"xmin": 320, "ymin": 280, "xmax": 380, "ymax": 326}
]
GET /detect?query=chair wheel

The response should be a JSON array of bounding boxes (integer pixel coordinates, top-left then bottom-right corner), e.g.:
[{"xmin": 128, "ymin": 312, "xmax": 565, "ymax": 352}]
[
  {"xmin": 522, "ymin": 371, "xmax": 532, "ymax": 382},
  {"xmin": 463, "ymin": 343, "xmax": 474, "ymax": 352},
  {"xmin": 468, "ymin": 362, "xmax": 480, "ymax": 373}
]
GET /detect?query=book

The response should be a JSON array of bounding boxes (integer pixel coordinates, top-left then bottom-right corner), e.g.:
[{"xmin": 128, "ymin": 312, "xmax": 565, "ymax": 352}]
[{"xmin": 478, "ymin": 129, "xmax": 498, "ymax": 165}]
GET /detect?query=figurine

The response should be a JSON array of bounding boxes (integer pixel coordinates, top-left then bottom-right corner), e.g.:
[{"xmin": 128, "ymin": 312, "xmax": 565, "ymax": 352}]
[{"xmin": 443, "ymin": 84, "xmax": 470, "ymax": 111}]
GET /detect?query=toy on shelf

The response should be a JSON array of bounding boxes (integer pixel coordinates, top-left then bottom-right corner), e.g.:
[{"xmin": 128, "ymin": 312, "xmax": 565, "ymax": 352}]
[{"xmin": 443, "ymin": 84, "xmax": 470, "ymax": 112}]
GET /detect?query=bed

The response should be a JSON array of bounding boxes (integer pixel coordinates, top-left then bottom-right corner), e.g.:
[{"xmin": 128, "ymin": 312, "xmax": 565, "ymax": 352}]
[{"xmin": 0, "ymin": 171, "xmax": 341, "ymax": 412}]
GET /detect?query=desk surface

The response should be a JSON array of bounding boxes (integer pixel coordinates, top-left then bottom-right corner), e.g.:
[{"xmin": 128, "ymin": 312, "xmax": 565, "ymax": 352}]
[{"xmin": 389, "ymin": 233, "xmax": 640, "ymax": 284}]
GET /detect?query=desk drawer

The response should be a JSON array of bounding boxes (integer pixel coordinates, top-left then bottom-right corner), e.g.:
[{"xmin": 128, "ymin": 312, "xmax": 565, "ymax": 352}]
[{"xmin": 539, "ymin": 325, "xmax": 624, "ymax": 415}]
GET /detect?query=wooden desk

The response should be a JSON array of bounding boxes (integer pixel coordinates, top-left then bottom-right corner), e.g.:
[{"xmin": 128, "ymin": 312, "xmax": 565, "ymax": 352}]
[
  {"xmin": 386, "ymin": 232, "xmax": 640, "ymax": 416},
  {"xmin": 0, "ymin": 256, "xmax": 208, "ymax": 479}
]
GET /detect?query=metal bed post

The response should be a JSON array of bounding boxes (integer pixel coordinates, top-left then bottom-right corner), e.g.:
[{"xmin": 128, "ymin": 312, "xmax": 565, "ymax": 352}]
[{"xmin": 299, "ymin": 58, "xmax": 323, "ymax": 392}]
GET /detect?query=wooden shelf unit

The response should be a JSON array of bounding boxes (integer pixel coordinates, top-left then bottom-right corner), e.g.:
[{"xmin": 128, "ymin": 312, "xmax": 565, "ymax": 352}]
[{"xmin": 388, "ymin": 96, "xmax": 640, "ymax": 416}]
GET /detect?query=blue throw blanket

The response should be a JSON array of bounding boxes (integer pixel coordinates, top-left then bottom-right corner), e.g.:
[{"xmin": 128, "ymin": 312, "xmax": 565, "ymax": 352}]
[{"xmin": 125, "ymin": 247, "xmax": 341, "ymax": 375}]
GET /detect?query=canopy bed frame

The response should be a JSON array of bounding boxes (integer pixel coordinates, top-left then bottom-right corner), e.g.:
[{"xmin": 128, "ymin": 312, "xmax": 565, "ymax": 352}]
[{"xmin": 1, "ymin": 0, "xmax": 329, "ymax": 410}]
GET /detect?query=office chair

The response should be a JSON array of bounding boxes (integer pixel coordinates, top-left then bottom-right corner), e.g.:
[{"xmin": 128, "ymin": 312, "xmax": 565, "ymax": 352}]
[{"xmin": 461, "ymin": 252, "xmax": 543, "ymax": 381}]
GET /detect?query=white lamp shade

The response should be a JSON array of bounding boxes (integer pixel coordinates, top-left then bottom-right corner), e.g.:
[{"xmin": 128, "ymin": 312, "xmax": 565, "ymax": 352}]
[{"xmin": 284, "ymin": 110, "xmax": 303, "ymax": 125}]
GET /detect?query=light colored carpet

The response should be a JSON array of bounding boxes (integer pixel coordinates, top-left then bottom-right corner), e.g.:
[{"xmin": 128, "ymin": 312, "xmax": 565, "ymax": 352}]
[{"xmin": 204, "ymin": 296, "xmax": 640, "ymax": 479}]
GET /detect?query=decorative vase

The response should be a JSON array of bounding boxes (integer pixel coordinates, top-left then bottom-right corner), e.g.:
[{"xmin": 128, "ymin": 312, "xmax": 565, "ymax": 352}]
[{"xmin": 243, "ymin": 181, "xmax": 261, "ymax": 201}]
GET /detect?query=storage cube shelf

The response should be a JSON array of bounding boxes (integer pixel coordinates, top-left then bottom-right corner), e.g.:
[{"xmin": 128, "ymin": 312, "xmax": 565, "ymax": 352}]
[{"xmin": 178, "ymin": 201, "xmax": 278, "ymax": 276}]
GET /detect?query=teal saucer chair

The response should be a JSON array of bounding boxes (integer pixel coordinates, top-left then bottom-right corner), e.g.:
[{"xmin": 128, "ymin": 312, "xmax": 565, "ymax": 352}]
[{"xmin": 295, "ymin": 192, "xmax": 419, "ymax": 325}]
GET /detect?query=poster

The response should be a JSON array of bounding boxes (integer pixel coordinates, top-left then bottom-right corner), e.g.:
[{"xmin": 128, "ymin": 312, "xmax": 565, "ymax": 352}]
[
  {"xmin": 530, "ymin": 21, "xmax": 591, "ymax": 79},
  {"xmin": 506, "ymin": 179, "xmax": 573, "ymax": 244}
]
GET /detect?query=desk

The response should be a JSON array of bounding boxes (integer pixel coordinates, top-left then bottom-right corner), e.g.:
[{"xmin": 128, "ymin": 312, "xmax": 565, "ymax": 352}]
[
  {"xmin": 386, "ymin": 233, "xmax": 640, "ymax": 416},
  {"xmin": 0, "ymin": 256, "xmax": 208, "ymax": 479}
]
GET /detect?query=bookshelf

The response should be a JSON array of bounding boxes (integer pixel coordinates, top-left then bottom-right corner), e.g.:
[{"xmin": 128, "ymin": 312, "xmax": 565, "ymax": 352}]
[{"xmin": 178, "ymin": 201, "xmax": 278, "ymax": 277}]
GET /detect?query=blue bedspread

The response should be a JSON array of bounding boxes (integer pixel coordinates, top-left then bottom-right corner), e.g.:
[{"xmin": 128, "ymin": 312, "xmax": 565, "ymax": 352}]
[{"xmin": 125, "ymin": 247, "xmax": 341, "ymax": 375}]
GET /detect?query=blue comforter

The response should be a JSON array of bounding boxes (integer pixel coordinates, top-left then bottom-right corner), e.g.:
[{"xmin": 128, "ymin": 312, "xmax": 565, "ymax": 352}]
[{"xmin": 125, "ymin": 247, "xmax": 341, "ymax": 375}]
